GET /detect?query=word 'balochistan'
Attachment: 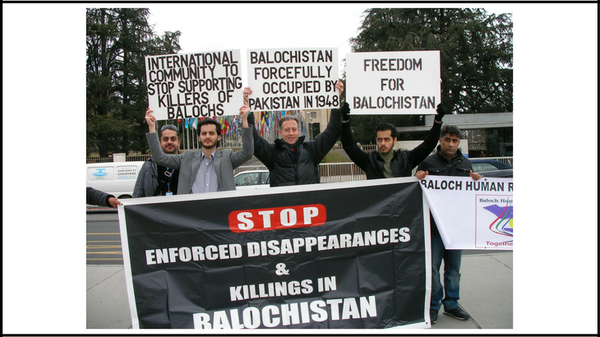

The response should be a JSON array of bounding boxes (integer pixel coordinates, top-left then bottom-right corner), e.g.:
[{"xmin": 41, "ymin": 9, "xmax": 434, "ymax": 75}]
[{"xmin": 250, "ymin": 50, "xmax": 333, "ymax": 64}]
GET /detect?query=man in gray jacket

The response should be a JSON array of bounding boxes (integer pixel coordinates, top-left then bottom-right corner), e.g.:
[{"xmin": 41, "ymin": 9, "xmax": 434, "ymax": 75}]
[
  {"xmin": 133, "ymin": 124, "xmax": 181, "ymax": 197},
  {"xmin": 144, "ymin": 104, "xmax": 253, "ymax": 194}
]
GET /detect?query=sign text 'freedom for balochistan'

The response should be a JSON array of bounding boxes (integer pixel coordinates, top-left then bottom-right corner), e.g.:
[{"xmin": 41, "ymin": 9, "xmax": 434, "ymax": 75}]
[
  {"xmin": 345, "ymin": 50, "xmax": 441, "ymax": 115},
  {"xmin": 145, "ymin": 50, "xmax": 244, "ymax": 121},
  {"xmin": 118, "ymin": 179, "xmax": 431, "ymax": 329}
]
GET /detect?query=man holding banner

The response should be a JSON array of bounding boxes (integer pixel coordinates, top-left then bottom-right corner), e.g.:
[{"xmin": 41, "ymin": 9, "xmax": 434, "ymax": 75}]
[
  {"xmin": 340, "ymin": 103, "xmax": 446, "ymax": 179},
  {"xmin": 415, "ymin": 124, "xmax": 481, "ymax": 324},
  {"xmin": 243, "ymin": 81, "xmax": 344, "ymax": 187},
  {"xmin": 86, "ymin": 186, "xmax": 121, "ymax": 209},
  {"xmin": 144, "ymin": 104, "xmax": 253, "ymax": 193}
]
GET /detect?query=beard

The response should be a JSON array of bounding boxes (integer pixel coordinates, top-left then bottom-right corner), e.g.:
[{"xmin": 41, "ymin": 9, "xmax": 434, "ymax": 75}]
[
  {"xmin": 161, "ymin": 146, "xmax": 178, "ymax": 154},
  {"xmin": 201, "ymin": 139, "xmax": 218, "ymax": 149}
]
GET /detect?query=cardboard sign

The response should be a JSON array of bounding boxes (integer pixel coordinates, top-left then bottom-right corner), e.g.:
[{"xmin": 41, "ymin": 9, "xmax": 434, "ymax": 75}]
[
  {"xmin": 145, "ymin": 50, "xmax": 243, "ymax": 120},
  {"xmin": 346, "ymin": 51, "xmax": 441, "ymax": 114},
  {"xmin": 246, "ymin": 48, "xmax": 339, "ymax": 112}
]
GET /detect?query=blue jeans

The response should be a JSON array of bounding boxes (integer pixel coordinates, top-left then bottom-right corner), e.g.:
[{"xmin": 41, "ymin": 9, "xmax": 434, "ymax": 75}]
[{"xmin": 430, "ymin": 226, "xmax": 462, "ymax": 311}]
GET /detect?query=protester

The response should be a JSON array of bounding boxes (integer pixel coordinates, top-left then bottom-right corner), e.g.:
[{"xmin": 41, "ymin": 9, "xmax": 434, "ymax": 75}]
[
  {"xmin": 86, "ymin": 186, "xmax": 122, "ymax": 209},
  {"xmin": 340, "ymin": 103, "xmax": 446, "ymax": 179},
  {"xmin": 144, "ymin": 103, "xmax": 253, "ymax": 193},
  {"xmin": 133, "ymin": 124, "xmax": 181, "ymax": 197},
  {"xmin": 243, "ymin": 80, "xmax": 344, "ymax": 187},
  {"xmin": 414, "ymin": 124, "xmax": 481, "ymax": 324}
]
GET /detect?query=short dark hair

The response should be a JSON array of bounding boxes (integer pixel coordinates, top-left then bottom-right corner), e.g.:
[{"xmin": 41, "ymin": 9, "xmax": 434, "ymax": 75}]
[
  {"xmin": 279, "ymin": 115, "xmax": 300, "ymax": 129},
  {"xmin": 198, "ymin": 118, "xmax": 221, "ymax": 135},
  {"xmin": 375, "ymin": 123, "xmax": 397, "ymax": 139},
  {"xmin": 440, "ymin": 125, "xmax": 463, "ymax": 139},
  {"xmin": 158, "ymin": 124, "xmax": 180, "ymax": 139}
]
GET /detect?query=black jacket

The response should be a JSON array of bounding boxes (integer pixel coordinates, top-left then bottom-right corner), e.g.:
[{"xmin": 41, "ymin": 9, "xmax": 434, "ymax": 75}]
[
  {"xmin": 416, "ymin": 146, "xmax": 473, "ymax": 177},
  {"xmin": 252, "ymin": 109, "xmax": 342, "ymax": 187},
  {"xmin": 86, "ymin": 187, "xmax": 115, "ymax": 207},
  {"xmin": 341, "ymin": 120, "xmax": 442, "ymax": 179}
]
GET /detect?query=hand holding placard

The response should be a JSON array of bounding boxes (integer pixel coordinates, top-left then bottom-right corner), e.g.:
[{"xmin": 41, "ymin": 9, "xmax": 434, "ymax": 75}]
[
  {"xmin": 145, "ymin": 107, "xmax": 156, "ymax": 133},
  {"xmin": 336, "ymin": 80, "xmax": 344, "ymax": 96},
  {"xmin": 239, "ymin": 103, "xmax": 250, "ymax": 128},
  {"xmin": 243, "ymin": 87, "xmax": 256, "ymax": 126},
  {"xmin": 435, "ymin": 103, "xmax": 446, "ymax": 122}
]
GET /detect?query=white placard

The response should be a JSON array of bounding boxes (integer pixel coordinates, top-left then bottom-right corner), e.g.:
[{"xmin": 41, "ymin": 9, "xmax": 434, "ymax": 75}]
[
  {"xmin": 419, "ymin": 176, "xmax": 514, "ymax": 250},
  {"xmin": 247, "ymin": 48, "xmax": 339, "ymax": 112},
  {"xmin": 346, "ymin": 51, "xmax": 441, "ymax": 114},
  {"xmin": 145, "ymin": 50, "xmax": 243, "ymax": 120}
]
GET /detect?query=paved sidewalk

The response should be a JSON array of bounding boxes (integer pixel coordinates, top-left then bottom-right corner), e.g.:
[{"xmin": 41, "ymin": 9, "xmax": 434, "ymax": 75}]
[{"xmin": 87, "ymin": 251, "xmax": 512, "ymax": 330}]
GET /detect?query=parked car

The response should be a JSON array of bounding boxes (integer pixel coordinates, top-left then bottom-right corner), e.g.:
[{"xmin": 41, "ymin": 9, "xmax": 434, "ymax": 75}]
[
  {"xmin": 86, "ymin": 161, "xmax": 145, "ymax": 199},
  {"xmin": 470, "ymin": 159, "xmax": 513, "ymax": 178},
  {"xmin": 234, "ymin": 170, "xmax": 270, "ymax": 190}
]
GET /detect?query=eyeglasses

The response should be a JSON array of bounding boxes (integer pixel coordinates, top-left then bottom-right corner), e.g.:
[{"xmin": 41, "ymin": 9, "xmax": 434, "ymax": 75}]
[{"xmin": 160, "ymin": 124, "xmax": 179, "ymax": 132}]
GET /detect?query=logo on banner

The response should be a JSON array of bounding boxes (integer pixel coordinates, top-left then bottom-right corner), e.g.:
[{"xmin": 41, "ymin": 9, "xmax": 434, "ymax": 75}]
[
  {"xmin": 476, "ymin": 196, "xmax": 513, "ymax": 248},
  {"xmin": 229, "ymin": 204, "xmax": 326, "ymax": 233}
]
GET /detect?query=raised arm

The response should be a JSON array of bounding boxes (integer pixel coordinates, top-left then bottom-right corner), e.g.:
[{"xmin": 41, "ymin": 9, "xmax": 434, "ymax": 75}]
[
  {"xmin": 231, "ymin": 103, "xmax": 254, "ymax": 168},
  {"xmin": 406, "ymin": 104, "xmax": 445, "ymax": 169},
  {"xmin": 244, "ymin": 87, "xmax": 276, "ymax": 168},
  {"xmin": 309, "ymin": 80, "xmax": 345, "ymax": 161},
  {"xmin": 145, "ymin": 107, "xmax": 157, "ymax": 133},
  {"xmin": 340, "ymin": 103, "xmax": 371, "ymax": 170}
]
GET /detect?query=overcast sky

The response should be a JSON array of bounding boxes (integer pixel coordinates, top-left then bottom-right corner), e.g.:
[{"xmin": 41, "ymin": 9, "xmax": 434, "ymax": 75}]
[
  {"xmin": 144, "ymin": 3, "xmax": 516, "ymax": 79},
  {"xmin": 145, "ymin": 4, "xmax": 367, "ymax": 79},
  {"xmin": 147, "ymin": 3, "xmax": 367, "ymax": 69}
]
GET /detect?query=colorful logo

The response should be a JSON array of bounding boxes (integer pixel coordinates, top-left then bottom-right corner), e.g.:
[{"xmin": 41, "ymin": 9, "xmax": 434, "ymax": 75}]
[{"xmin": 483, "ymin": 199, "xmax": 513, "ymax": 239}]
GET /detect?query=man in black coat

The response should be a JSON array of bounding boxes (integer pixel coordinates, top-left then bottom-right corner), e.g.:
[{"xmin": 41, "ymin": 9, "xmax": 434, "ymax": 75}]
[
  {"xmin": 243, "ymin": 82, "xmax": 344, "ymax": 187},
  {"xmin": 341, "ymin": 103, "xmax": 446, "ymax": 179},
  {"xmin": 415, "ymin": 124, "xmax": 481, "ymax": 324}
]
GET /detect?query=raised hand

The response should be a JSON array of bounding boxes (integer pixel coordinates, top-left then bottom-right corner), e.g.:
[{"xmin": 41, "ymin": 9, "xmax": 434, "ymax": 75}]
[{"xmin": 145, "ymin": 107, "xmax": 156, "ymax": 133}]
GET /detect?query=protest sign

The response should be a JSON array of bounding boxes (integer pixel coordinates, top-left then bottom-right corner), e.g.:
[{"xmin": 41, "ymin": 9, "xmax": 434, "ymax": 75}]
[
  {"xmin": 346, "ymin": 51, "xmax": 441, "ymax": 114},
  {"xmin": 145, "ymin": 50, "xmax": 243, "ymax": 120},
  {"xmin": 419, "ymin": 176, "xmax": 513, "ymax": 250},
  {"xmin": 119, "ymin": 178, "xmax": 431, "ymax": 329},
  {"xmin": 246, "ymin": 48, "xmax": 339, "ymax": 112}
]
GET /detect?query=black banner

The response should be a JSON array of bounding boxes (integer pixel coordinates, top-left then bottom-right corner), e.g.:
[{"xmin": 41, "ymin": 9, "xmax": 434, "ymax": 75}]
[{"xmin": 119, "ymin": 179, "xmax": 430, "ymax": 329}]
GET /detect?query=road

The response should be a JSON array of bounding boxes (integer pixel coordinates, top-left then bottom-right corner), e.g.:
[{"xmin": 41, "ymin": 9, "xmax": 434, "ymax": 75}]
[
  {"xmin": 86, "ymin": 210, "xmax": 123, "ymax": 265},
  {"xmin": 86, "ymin": 209, "xmax": 507, "ymax": 265}
]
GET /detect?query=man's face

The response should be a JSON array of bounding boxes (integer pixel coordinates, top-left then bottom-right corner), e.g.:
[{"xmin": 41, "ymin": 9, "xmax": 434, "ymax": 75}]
[
  {"xmin": 159, "ymin": 129, "xmax": 180, "ymax": 154},
  {"xmin": 376, "ymin": 130, "xmax": 396, "ymax": 154},
  {"xmin": 439, "ymin": 133, "xmax": 461, "ymax": 159},
  {"xmin": 198, "ymin": 124, "xmax": 220, "ymax": 150},
  {"xmin": 279, "ymin": 119, "xmax": 300, "ymax": 145}
]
